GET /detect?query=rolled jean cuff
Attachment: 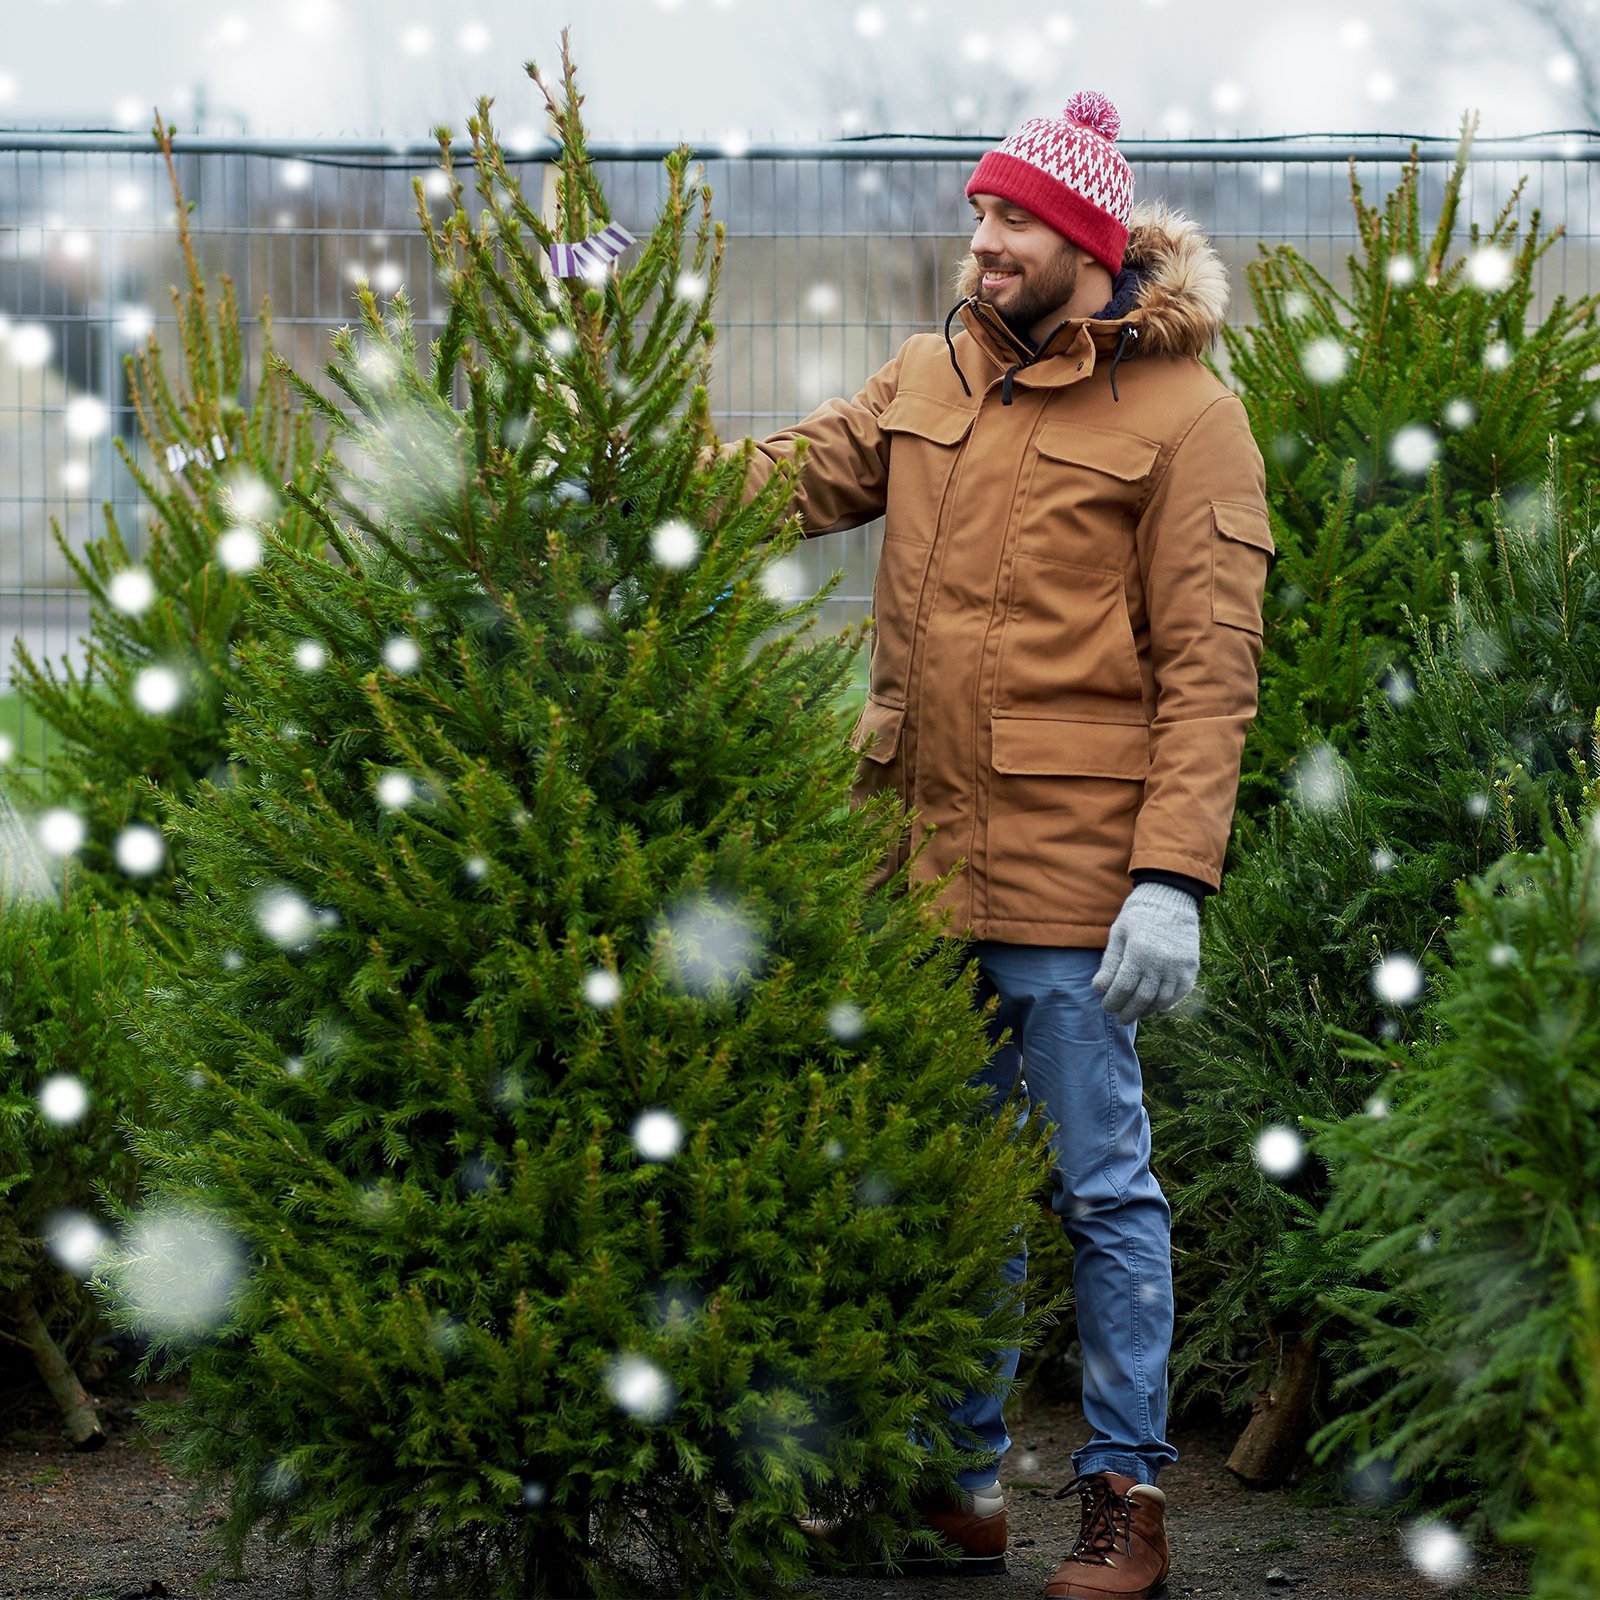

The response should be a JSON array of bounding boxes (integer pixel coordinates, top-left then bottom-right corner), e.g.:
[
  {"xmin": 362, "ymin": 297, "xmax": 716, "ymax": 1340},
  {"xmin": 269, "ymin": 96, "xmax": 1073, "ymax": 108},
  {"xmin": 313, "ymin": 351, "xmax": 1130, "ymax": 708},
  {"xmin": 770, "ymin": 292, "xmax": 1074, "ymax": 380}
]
[{"xmin": 1073, "ymin": 1452, "xmax": 1158, "ymax": 1485}]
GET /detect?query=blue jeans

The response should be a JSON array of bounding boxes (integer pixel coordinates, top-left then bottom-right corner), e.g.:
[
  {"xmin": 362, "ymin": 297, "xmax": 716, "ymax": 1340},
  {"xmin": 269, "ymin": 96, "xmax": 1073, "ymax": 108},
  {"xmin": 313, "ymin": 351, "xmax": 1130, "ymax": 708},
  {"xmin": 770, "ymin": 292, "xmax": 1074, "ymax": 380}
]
[{"xmin": 949, "ymin": 942, "xmax": 1177, "ymax": 1490}]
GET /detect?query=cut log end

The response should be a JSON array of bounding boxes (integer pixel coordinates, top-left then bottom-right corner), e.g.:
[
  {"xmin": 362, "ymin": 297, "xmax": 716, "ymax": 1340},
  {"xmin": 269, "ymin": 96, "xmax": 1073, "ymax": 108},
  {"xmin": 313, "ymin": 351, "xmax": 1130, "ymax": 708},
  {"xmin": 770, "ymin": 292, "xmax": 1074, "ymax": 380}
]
[{"xmin": 1225, "ymin": 1335, "xmax": 1320, "ymax": 1488}]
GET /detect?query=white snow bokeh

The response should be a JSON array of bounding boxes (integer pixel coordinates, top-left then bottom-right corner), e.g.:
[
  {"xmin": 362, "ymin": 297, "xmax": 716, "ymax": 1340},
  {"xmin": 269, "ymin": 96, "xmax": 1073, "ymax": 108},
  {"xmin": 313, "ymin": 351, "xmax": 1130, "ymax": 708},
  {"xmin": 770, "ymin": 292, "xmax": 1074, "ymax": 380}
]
[
  {"xmin": 1254, "ymin": 1124, "xmax": 1305, "ymax": 1178},
  {"xmin": 760, "ymin": 556, "xmax": 806, "ymax": 602},
  {"xmin": 804, "ymin": 281, "xmax": 841, "ymax": 316},
  {"xmin": 827, "ymin": 1001, "xmax": 866, "ymax": 1042},
  {"xmin": 1300, "ymin": 338, "xmax": 1348, "ymax": 385},
  {"xmin": 1287, "ymin": 743, "xmax": 1349, "ymax": 812},
  {"xmin": 1371, "ymin": 847, "xmax": 1396, "ymax": 874},
  {"xmin": 255, "ymin": 886, "xmax": 322, "ymax": 952},
  {"xmin": 651, "ymin": 519, "xmax": 700, "ymax": 569},
  {"xmin": 375, "ymin": 770, "xmax": 417, "ymax": 811},
  {"xmin": 1387, "ymin": 256, "xmax": 1417, "ymax": 286},
  {"xmin": 1483, "ymin": 339, "xmax": 1511, "ymax": 371},
  {"xmin": 655, "ymin": 893, "xmax": 765, "ymax": 995},
  {"xmin": 9, "ymin": 324, "xmax": 54, "ymax": 369},
  {"xmin": 632, "ymin": 1109, "xmax": 684, "ymax": 1162},
  {"xmin": 673, "ymin": 271, "xmax": 707, "ymax": 302},
  {"xmin": 1389, "ymin": 425, "xmax": 1439, "ymax": 476},
  {"xmin": 38, "ymin": 1073, "xmax": 90, "ymax": 1126},
  {"xmin": 583, "ymin": 968, "xmax": 622, "ymax": 1007},
  {"xmin": 1372, "ymin": 953, "xmax": 1425, "ymax": 1006},
  {"xmin": 44, "ymin": 1209, "xmax": 111, "ymax": 1276},
  {"xmin": 217, "ymin": 526, "xmax": 265, "ymax": 573},
  {"xmin": 605, "ymin": 1354, "xmax": 675, "ymax": 1422},
  {"xmin": 295, "ymin": 639, "xmax": 328, "ymax": 672},
  {"xmin": 38, "ymin": 808, "xmax": 87, "ymax": 857},
  {"xmin": 383, "ymin": 635, "xmax": 422, "ymax": 673},
  {"xmin": 1443, "ymin": 398, "xmax": 1475, "ymax": 430},
  {"xmin": 109, "ymin": 567, "xmax": 156, "ymax": 615},
  {"xmin": 65, "ymin": 395, "xmax": 110, "ymax": 440},
  {"xmin": 1403, "ymin": 1521, "xmax": 1474, "ymax": 1585},
  {"xmin": 134, "ymin": 665, "xmax": 183, "ymax": 714},
  {"xmin": 114, "ymin": 823, "xmax": 166, "ymax": 876},
  {"xmin": 1466, "ymin": 247, "xmax": 1512, "ymax": 293},
  {"xmin": 113, "ymin": 1207, "xmax": 247, "ymax": 1338}
]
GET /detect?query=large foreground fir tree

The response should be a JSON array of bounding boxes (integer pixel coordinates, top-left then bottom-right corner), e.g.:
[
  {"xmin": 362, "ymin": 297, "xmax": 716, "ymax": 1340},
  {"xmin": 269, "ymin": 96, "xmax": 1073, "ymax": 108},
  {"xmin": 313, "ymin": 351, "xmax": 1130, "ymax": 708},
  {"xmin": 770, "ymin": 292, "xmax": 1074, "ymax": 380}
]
[{"xmin": 107, "ymin": 48, "xmax": 1048, "ymax": 1598}]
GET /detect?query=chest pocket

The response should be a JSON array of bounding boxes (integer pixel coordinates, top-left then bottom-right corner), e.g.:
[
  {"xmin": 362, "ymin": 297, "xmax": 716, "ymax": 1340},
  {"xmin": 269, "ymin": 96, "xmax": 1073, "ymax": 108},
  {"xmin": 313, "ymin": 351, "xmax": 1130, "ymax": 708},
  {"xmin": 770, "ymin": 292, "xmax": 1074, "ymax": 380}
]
[
  {"xmin": 1019, "ymin": 422, "xmax": 1160, "ymax": 570},
  {"xmin": 879, "ymin": 392, "xmax": 976, "ymax": 547}
]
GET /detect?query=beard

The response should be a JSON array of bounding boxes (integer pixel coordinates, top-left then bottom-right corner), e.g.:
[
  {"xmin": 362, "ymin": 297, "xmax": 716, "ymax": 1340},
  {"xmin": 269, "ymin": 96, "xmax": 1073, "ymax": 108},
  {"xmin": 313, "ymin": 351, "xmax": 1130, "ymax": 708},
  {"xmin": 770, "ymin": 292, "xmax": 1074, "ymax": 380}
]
[{"xmin": 976, "ymin": 244, "xmax": 1081, "ymax": 341}]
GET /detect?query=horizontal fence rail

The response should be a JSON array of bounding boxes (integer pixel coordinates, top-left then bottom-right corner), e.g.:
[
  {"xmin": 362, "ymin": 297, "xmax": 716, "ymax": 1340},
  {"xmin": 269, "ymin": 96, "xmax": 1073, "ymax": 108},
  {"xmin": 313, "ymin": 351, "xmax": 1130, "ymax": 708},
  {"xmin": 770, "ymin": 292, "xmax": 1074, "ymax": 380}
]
[{"xmin": 4, "ymin": 130, "xmax": 1599, "ymax": 765}]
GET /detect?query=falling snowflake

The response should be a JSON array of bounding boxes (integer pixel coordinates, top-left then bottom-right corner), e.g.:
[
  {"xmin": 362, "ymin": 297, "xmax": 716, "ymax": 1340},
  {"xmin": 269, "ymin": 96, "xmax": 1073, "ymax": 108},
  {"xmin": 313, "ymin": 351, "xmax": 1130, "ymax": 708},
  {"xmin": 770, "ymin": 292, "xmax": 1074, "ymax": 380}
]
[
  {"xmin": 383, "ymin": 636, "xmax": 421, "ymax": 673},
  {"xmin": 804, "ymin": 282, "xmax": 841, "ymax": 316},
  {"xmin": 9, "ymin": 324, "xmax": 53, "ymax": 369},
  {"xmin": 38, "ymin": 808, "xmax": 87, "ymax": 857},
  {"xmin": 1370, "ymin": 847, "xmax": 1396, "ymax": 874},
  {"xmin": 112, "ymin": 1206, "xmax": 246, "ymax": 1337},
  {"xmin": 1387, "ymin": 256, "xmax": 1417, "ymax": 285},
  {"xmin": 521, "ymin": 1480, "xmax": 547, "ymax": 1507},
  {"xmin": 1483, "ymin": 340, "xmax": 1511, "ymax": 371},
  {"xmin": 281, "ymin": 159, "xmax": 313, "ymax": 190},
  {"xmin": 1253, "ymin": 1125, "xmax": 1305, "ymax": 1178},
  {"xmin": 1365, "ymin": 1095, "xmax": 1390, "ymax": 1118},
  {"xmin": 1300, "ymin": 338, "xmax": 1348, "ymax": 385},
  {"xmin": 65, "ymin": 395, "xmax": 109, "ymax": 440},
  {"xmin": 853, "ymin": 5, "xmax": 886, "ymax": 38},
  {"xmin": 605, "ymin": 1355, "xmax": 675, "ymax": 1421},
  {"xmin": 1403, "ymin": 1521, "xmax": 1473, "ymax": 1584},
  {"xmin": 45, "ymin": 1210, "xmax": 110, "ymax": 1275},
  {"xmin": 1487, "ymin": 942, "xmax": 1516, "ymax": 967},
  {"xmin": 651, "ymin": 519, "xmax": 700, "ymax": 570},
  {"xmin": 134, "ymin": 665, "xmax": 182, "ymax": 714},
  {"xmin": 1389, "ymin": 425, "xmax": 1438, "ymax": 475},
  {"xmin": 115, "ymin": 824, "xmax": 165, "ymax": 876},
  {"xmin": 399, "ymin": 24, "xmax": 432, "ymax": 54},
  {"xmin": 462, "ymin": 855, "xmax": 488, "ymax": 881},
  {"xmin": 217, "ymin": 527, "xmax": 264, "ymax": 572},
  {"xmin": 583, "ymin": 968, "xmax": 621, "ymax": 1007},
  {"xmin": 656, "ymin": 893, "xmax": 764, "ymax": 994},
  {"xmin": 110, "ymin": 567, "xmax": 155, "ymax": 614},
  {"xmin": 1465, "ymin": 792, "xmax": 1490, "ymax": 819},
  {"xmin": 459, "ymin": 21, "xmax": 490, "ymax": 52},
  {"xmin": 1287, "ymin": 743, "xmax": 1348, "ymax": 812},
  {"xmin": 1443, "ymin": 398, "xmax": 1474, "ymax": 430},
  {"xmin": 1380, "ymin": 665, "xmax": 1415, "ymax": 707},
  {"xmin": 375, "ymin": 771, "xmax": 416, "ymax": 811},
  {"xmin": 1372, "ymin": 953, "xmax": 1424, "ymax": 1006},
  {"xmin": 1466, "ymin": 247, "xmax": 1511, "ymax": 293},
  {"xmin": 255, "ymin": 887, "xmax": 320, "ymax": 952},
  {"xmin": 545, "ymin": 326, "xmax": 576, "ymax": 358},
  {"xmin": 570, "ymin": 603, "xmax": 601, "ymax": 636},
  {"xmin": 673, "ymin": 272, "xmax": 708, "ymax": 302},
  {"xmin": 827, "ymin": 1002, "xmax": 866, "ymax": 1041},
  {"xmin": 38, "ymin": 1073, "xmax": 89, "ymax": 1126},
  {"xmin": 632, "ymin": 1110, "xmax": 683, "ymax": 1162},
  {"xmin": 760, "ymin": 557, "xmax": 805, "ymax": 601},
  {"xmin": 295, "ymin": 639, "xmax": 327, "ymax": 672}
]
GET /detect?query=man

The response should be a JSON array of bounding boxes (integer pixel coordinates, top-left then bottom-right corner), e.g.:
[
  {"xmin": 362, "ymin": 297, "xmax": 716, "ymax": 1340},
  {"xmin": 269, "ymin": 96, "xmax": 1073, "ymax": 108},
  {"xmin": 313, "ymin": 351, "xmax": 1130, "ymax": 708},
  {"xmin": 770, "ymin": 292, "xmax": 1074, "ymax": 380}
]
[{"xmin": 739, "ymin": 91, "xmax": 1271, "ymax": 1599}]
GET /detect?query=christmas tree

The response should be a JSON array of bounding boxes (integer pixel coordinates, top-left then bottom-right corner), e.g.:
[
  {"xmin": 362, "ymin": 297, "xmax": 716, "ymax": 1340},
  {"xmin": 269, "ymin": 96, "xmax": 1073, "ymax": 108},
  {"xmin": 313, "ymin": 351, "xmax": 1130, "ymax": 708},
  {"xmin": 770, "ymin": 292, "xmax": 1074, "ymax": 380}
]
[
  {"xmin": 1143, "ymin": 453, "xmax": 1600, "ymax": 1473},
  {"xmin": 1, "ymin": 119, "xmax": 329, "ymax": 1440},
  {"xmin": 1222, "ymin": 115, "xmax": 1600, "ymax": 812},
  {"xmin": 105, "ymin": 46, "xmax": 1049, "ymax": 1598},
  {"xmin": 1312, "ymin": 774, "xmax": 1600, "ymax": 1536}
]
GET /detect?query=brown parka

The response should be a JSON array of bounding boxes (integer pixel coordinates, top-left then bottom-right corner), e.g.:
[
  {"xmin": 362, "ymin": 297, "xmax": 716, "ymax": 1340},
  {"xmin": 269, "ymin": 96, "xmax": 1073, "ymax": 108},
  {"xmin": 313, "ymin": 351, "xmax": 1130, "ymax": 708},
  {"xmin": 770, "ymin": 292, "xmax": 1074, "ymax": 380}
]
[{"xmin": 744, "ymin": 204, "xmax": 1273, "ymax": 946}]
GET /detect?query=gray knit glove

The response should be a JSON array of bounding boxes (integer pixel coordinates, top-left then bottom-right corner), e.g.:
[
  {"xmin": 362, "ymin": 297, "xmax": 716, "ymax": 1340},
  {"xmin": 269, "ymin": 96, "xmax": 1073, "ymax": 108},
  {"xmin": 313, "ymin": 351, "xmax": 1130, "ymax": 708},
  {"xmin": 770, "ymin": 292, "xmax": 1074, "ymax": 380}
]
[{"xmin": 1092, "ymin": 882, "xmax": 1201, "ymax": 1024}]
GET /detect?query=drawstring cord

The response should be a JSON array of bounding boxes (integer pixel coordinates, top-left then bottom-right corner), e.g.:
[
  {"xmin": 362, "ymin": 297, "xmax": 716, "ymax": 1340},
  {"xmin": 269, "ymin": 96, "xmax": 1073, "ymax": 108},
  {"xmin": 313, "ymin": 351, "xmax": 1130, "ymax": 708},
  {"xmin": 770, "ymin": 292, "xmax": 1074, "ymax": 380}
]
[
  {"xmin": 1108, "ymin": 324, "xmax": 1139, "ymax": 402},
  {"xmin": 943, "ymin": 300, "xmax": 973, "ymax": 397}
]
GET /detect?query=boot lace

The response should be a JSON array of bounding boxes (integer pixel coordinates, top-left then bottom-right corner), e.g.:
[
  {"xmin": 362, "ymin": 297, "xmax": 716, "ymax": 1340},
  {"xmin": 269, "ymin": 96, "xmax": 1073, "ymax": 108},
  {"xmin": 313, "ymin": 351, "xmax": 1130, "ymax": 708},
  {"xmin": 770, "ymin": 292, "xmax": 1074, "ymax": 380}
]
[{"xmin": 1056, "ymin": 1473, "xmax": 1132, "ymax": 1563}]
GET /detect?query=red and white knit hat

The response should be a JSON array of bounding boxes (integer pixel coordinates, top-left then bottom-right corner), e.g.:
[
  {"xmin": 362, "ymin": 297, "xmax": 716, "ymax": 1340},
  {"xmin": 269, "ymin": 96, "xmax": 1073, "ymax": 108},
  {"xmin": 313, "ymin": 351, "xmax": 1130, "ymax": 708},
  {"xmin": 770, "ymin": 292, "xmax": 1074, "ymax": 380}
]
[{"xmin": 965, "ymin": 91, "xmax": 1134, "ymax": 274}]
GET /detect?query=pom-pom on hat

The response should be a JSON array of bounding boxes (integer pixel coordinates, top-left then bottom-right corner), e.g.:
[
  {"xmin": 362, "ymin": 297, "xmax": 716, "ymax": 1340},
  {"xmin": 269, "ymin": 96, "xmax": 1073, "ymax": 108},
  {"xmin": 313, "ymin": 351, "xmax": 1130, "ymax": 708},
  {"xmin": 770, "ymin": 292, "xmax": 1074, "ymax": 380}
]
[{"xmin": 965, "ymin": 91, "xmax": 1135, "ymax": 274}]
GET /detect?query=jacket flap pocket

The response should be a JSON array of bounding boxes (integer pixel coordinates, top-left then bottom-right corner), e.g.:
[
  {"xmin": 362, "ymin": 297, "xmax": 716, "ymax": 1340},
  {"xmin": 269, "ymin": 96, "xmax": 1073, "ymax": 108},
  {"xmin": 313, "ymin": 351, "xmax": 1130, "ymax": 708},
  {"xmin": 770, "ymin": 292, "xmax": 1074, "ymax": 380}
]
[
  {"xmin": 1212, "ymin": 500, "xmax": 1276, "ymax": 555},
  {"xmin": 992, "ymin": 716, "xmax": 1150, "ymax": 779},
  {"xmin": 1035, "ymin": 423, "xmax": 1160, "ymax": 481},
  {"xmin": 850, "ymin": 696, "xmax": 905, "ymax": 763},
  {"xmin": 878, "ymin": 392, "xmax": 977, "ymax": 447}
]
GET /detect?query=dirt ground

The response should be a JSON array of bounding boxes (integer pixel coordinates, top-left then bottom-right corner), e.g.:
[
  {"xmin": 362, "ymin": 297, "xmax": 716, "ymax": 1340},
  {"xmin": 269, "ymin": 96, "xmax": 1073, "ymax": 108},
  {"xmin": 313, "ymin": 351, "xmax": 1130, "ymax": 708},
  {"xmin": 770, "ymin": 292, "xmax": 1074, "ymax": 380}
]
[{"xmin": 0, "ymin": 1370, "xmax": 1532, "ymax": 1600}]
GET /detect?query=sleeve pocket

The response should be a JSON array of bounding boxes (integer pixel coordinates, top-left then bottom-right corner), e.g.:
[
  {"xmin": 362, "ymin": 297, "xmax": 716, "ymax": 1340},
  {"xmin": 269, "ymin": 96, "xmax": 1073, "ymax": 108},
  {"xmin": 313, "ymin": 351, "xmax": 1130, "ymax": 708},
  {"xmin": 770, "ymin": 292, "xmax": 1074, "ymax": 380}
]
[
  {"xmin": 850, "ymin": 695, "xmax": 905, "ymax": 762},
  {"xmin": 1211, "ymin": 500, "xmax": 1275, "ymax": 634}
]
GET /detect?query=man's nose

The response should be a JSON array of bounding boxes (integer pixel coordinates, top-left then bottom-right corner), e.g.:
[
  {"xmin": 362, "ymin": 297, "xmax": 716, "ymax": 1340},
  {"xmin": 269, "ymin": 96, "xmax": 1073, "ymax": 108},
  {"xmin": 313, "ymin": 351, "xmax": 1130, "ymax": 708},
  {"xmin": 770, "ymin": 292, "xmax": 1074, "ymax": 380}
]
[{"xmin": 970, "ymin": 213, "xmax": 1003, "ymax": 258}]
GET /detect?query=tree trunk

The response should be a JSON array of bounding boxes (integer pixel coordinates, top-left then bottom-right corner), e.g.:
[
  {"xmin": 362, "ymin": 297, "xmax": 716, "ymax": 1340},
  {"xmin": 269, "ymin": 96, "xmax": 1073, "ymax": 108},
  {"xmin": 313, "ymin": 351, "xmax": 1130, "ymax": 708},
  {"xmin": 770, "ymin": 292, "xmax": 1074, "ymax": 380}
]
[
  {"xmin": 6, "ymin": 1290, "xmax": 106, "ymax": 1450},
  {"xmin": 1225, "ymin": 1333, "xmax": 1319, "ymax": 1488}
]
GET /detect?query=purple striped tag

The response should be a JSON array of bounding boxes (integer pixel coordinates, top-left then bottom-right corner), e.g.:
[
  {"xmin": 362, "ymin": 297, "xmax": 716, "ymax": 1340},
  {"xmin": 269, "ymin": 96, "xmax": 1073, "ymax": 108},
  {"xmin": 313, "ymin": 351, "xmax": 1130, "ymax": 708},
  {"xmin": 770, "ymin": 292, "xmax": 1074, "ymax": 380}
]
[{"xmin": 548, "ymin": 222, "xmax": 636, "ymax": 278}]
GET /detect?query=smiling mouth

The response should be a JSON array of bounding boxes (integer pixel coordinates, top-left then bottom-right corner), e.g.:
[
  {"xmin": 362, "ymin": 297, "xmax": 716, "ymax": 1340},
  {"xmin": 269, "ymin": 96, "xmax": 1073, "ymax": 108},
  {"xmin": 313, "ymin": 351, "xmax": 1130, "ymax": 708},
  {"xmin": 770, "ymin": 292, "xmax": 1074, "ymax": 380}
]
[{"xmin": 980, "ymin": 269, "xmax": 1019, "ymax": 287}]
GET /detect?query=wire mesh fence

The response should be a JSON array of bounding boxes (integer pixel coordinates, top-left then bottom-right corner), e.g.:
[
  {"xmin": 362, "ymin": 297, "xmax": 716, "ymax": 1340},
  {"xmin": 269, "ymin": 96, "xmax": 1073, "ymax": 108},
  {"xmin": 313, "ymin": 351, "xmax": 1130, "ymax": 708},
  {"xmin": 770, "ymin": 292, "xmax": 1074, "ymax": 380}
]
[{"xmin": 3, "ymin": 129, "xmax": 1598, "ymax": 763}]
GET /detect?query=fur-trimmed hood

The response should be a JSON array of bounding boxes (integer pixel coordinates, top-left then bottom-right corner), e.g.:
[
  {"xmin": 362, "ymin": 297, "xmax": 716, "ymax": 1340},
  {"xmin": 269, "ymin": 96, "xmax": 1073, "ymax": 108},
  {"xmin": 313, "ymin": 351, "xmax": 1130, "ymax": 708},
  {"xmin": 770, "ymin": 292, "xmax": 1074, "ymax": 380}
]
[{"xmin": 953, "ymin": 202, "xmax": 1230, "ymax": 358}]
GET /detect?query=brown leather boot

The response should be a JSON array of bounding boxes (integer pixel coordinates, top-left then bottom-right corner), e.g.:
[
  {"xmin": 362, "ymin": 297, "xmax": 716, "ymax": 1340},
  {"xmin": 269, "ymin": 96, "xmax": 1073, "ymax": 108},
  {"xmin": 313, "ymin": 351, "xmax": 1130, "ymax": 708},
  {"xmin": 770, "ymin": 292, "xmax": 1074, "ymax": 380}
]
[
  {"xmin": 802, "ymin": 1479, "xmax": 1007, "ymax": 1575},
  {"xmin": 1044, "ymin": 1471, "xmax": 1169, "ymax": 1599}
]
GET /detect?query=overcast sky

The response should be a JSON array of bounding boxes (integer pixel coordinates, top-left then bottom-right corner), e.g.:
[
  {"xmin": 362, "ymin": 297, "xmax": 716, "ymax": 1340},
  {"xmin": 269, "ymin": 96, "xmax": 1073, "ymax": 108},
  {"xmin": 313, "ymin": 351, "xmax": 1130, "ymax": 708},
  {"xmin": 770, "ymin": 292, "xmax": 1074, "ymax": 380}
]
[{"xmin": 0, "ymin": 0, "xmax": 1590, "ymax": 146}]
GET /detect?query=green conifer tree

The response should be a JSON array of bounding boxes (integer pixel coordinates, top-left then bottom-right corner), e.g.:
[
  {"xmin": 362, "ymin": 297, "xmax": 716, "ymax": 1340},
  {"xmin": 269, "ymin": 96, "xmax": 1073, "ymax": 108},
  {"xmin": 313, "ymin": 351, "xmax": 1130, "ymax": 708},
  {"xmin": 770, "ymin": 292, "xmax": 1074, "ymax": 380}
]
[
  {"xmin": 7, "ymin": 119, "xmax": 329, "ymax": 918},
  {"xmin": 1308, "ymin": 779, "xmax": 1600, "ymax": 1534},
  {"xmin": 1, "ymin": 121, "xmax": 330, "ymax": 1438},
  {"xmin": 1145, "ymin": 456, "xmax": 1600, "ymax": 1444},
  {"xmin": 105, "ymin": 48, "xmax": 1050, "ymax": 1598},
  {"xmin": 1223, "ymin": 116, "xmax": 1600, "ymax": 810}
]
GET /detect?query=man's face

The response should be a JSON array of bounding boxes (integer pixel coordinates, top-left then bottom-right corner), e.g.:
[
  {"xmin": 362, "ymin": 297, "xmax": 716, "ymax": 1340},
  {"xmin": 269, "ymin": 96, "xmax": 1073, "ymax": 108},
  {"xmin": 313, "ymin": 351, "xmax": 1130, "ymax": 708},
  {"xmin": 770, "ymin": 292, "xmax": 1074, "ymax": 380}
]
[{"xmin": 968, "ymin": 194, "xmax": 1081, "ymax": 340}]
